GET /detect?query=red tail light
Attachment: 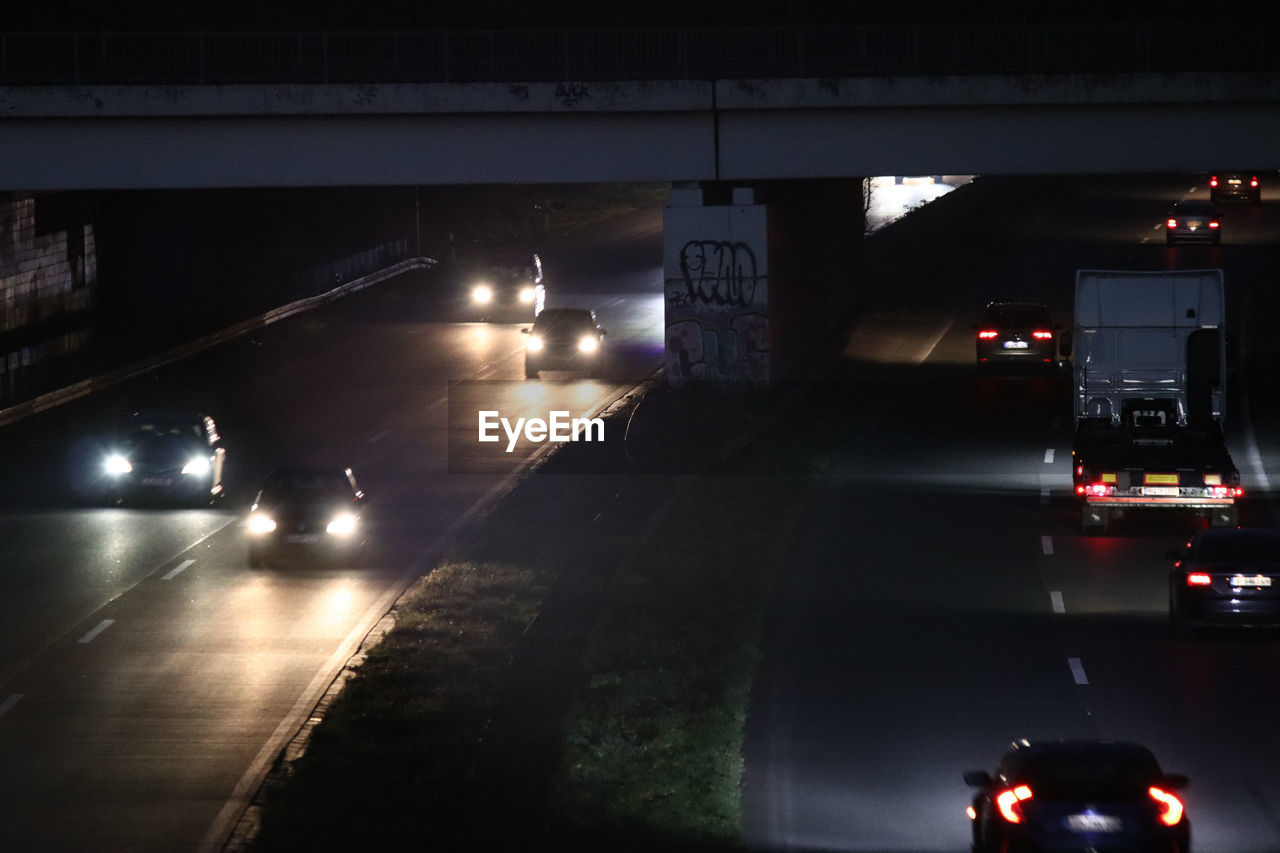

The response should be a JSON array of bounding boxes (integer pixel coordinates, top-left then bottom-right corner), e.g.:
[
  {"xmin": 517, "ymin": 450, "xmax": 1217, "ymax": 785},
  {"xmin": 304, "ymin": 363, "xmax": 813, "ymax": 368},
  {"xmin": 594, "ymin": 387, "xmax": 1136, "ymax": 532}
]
[
  {"xmin": 1209, "ymin": 176, "xmax": 1219, "ymax": 187},
  {"xmin": 996, "ymin": 785, "xmax": 1033, "ymax": 823},
  {"xmin": 1087, "ymin": 483, "xmax": 1114, "ymax": 497},
  {"xmin": 1149, "ymin": 786, "xmax": 1184, "ymax": 826},
  {"xmin": 978, "ymin": 330, "xmax": 998, "ymax": 339},
  {"xmin": 1187, "ymin": 573, "xmax": 1212, "ymax": 586},
  {"xmin": 1250, "ymin": 176, "xmax": 1259, "ymax": 188},
  {"xmin": 1032, "ymin": 330, "xmax": 1053, "ymax": 339},
  {"xmin": 1166, "ymin": 218, "xmax": 1178, "ymax": 229},
  {"xmin": 1209, "ymin": 220, "xmax": 1220, "ymax": 229}
]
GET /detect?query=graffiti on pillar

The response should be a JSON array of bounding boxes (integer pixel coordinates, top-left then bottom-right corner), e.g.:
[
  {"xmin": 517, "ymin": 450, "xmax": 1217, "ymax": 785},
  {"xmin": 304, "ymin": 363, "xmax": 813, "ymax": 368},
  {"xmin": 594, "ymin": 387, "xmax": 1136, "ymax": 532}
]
[
  {"xmin": 677, "ymin": 240, "xmax": 759, "ymax": 308},
  {"xmin": 666, "ymin": 237, "xmax": 768, "ymax": 385}
]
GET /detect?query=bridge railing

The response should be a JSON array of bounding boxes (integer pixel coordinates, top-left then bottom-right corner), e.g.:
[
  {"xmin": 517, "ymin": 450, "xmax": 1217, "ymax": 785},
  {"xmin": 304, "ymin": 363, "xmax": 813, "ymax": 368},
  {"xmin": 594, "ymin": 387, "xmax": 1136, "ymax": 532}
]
[{"xmin": 1, "ymin": 23, "xmax": 1277, "ymax": 85}]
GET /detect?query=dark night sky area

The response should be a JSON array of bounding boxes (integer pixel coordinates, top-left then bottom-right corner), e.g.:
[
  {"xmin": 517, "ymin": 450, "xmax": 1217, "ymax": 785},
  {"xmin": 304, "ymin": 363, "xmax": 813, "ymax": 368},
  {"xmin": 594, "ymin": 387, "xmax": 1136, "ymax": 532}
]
[{"xmin": 1, "ymin": 0, "xmax": 1268, "ymax": 30}]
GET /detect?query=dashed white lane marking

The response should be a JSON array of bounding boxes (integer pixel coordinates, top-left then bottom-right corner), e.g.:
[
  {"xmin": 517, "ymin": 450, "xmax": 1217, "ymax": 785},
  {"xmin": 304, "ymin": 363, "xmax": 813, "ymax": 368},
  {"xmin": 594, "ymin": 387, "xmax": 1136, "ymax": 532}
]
[
  {"xmin": 162, "ymin": 559, "xmax": 195, "ymax": 581},
  {"xmin": 1068, "ymin": 657, "xmax": 1089, "ymax": 685},
  {"xmin": 1050, "ymin": 591, "xmax": 1066, "ymax": 614},
  {"xmin": 1041, "ymin": 535, "xmax": 1054, "ymax": 555},
  {"xmin": 1043, "ymin": 448, "xmax": 1055, "ymax": 464},
  {"xmin": 78, "ymin": 619, "xmax": 115, "ymax": 644},
  {"xmin": 1040, "ymin": 488, "xmax": 1051, "ymax": 505},
  {"xmin": 0, "ymin": 694, "xmax": 22, "ymax": 719}
]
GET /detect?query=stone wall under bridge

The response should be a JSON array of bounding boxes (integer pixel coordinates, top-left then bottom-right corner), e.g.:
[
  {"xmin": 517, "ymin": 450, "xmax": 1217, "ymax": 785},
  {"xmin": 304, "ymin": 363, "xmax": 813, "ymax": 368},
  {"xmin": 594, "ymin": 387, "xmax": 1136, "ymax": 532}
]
[{"xmin": 662, "ymin": 179, "xmax": 864, "ymax": 387}]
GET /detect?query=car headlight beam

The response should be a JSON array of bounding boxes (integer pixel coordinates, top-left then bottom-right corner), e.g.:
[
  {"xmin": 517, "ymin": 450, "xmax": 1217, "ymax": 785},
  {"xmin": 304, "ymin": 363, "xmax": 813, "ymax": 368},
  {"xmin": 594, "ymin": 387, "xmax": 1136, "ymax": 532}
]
[
  {"xmin": 182, "ymin": 456, "xmax": 212, "ymax": 476},
  {"xmin": 248, "ymin": 513, "xmax": 277, "ymax": 534},
  {"xmin": 518, "ymin": 286, "xmax": 536, "ymax": 304},
  {"xmin": 104, "ymin": 454, "xmax": 133, "ymax": 476},
  {"xmin": 471, "ymin": 284, "xmax": 493, "ymax": 304},
  {"xmin": 526, "ymin": 335, "xmax": 544, "ymax": 352},
  {"xmin": 578, "ymin": 336, "xmax": 599, "ymax": 353},
  {"xmin": 326, "ymin": 512, "xmax": 358, "ymax": 537}
]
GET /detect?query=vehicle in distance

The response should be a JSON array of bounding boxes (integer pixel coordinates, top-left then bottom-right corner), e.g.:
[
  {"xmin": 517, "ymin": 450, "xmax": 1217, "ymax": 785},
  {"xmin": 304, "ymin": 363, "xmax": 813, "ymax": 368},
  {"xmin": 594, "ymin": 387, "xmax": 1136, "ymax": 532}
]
[
  {"xmin": 461, "ymin": 251, "xmax": 545, "ymax": 321},
  {"xmin": 965, "ymin": 739, "xmax": 1190, "ymax": 853},
  {"xmin": 1169, "ymin": 527, "xmax": 1280, "ymax": 637},
  {"xmin": 1165, "ymin": 200, "xmax": 1221, "ymax": 245},
  {"xmin": 246, "ymin": 466, "xmax": 366, "ymax": 567},
  {"xmin": 1209, "ymin": 172, "xmax": 1260, "ymax": 203},
  {"xmin": 973, "ymin": 302, "xmax": 1059, "ymax": 368},
  {"xmin": 101, "ymin": 410, "xmax": 225, "ymax": 505},
  {"xmin": 523, "ymin": 308, "xmax": 607, "ymax": 379}
]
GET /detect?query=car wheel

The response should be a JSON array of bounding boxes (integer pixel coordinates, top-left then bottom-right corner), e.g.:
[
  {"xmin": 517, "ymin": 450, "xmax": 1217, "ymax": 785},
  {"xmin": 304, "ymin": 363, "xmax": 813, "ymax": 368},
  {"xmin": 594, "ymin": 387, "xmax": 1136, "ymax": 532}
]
[{"xmin": 526, "ymin": 369, "xmax": 539, "ymax": 380}]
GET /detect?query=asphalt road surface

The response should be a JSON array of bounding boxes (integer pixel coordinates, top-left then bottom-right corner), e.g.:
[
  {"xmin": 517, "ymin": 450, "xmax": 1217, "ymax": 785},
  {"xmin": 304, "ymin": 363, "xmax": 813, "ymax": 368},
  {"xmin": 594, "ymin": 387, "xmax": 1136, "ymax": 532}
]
[
  {"xmin": 743, "ymin": 174, "xmax": 1280, "ymax": 853},
  {"xmin": 0, "ymin": 207, "xmax": 664, "ymax": 852}
]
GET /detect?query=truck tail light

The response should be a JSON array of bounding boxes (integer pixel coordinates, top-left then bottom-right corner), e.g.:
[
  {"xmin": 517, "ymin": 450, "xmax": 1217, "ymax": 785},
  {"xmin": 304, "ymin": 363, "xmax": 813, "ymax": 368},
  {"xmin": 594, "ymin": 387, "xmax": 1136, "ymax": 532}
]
[
  {"xmin": 1087, "ymin": 483, "xmax": 1113, "ymax": 497},
  {"xmin": 1209, "ymin": 486, "xmax": 1230, "ymax": 499}
]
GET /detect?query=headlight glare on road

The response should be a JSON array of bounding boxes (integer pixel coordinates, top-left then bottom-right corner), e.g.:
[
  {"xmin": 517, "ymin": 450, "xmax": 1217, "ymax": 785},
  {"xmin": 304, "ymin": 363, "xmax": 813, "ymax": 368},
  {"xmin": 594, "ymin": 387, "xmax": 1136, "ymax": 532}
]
[
  {"xmin": 326, "ymin": 512, "xmax": 358, "ymax": 536},
  {"xmin": 182, "ymin": 456, "xmax": 211, "ymax": 476},
  {"xmin": 578, "ymin": 336, "xmax": 599, "ymax": 353},
  {"xmin": 526, "ymin": 335, "xmax": 544, "ymax": 352},
  {"xmin": 248, "ymin": 513, "xmax": 277, "ymax": 534},
  {"xmin": 104, "ymin": 454, "xmax": 133, "ymax": 476},
  {"xmin": 471, "ymin": 284, "xmax": 493, "ymax": 304},
  {"xmin": 518, "ymin": 286, "xmax": 536, "ymax": 303}
]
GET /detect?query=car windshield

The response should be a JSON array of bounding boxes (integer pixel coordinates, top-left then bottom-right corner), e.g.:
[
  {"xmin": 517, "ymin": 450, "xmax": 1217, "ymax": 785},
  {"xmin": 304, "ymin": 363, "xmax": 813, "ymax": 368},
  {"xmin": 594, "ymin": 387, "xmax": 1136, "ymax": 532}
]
[
  {"xmin": 264, "ymin": 473, "xmax": 351, "ymax": 501},
  {"xmin": 984, "ymin": 306, "xmax": 1048, "ymax": 327},
  {"xmin": 1018, "ymin": 751, "xmax": 1160, "ymax": 800},
  {"xmin": 1196, "ymin": 535, "xmax": 1280, "ymax": 564},
  {"xmin": 534, "ymin": 312, "xmax": 591, "ymax": 334},
  {"xmin": 131, "ymin": 420, "xmax": 202, "ymax": 440}
]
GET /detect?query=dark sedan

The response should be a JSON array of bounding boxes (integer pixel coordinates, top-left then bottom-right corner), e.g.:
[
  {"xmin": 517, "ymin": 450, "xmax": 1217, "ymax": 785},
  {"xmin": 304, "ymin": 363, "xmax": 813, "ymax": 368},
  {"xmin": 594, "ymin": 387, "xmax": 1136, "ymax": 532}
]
[
  {"xmin": 101, "ymin": 410, "xmax": 226, "ymax": 506},
  {"xmin": 1208, "ymin": 172, "xmax": 1260, "ymax": 204},
  {"xmin": 522, "ymin": 307, "xmax": 607, "ymax": 379},
  {"xmin": 1165, "ymin": 200, "xmax": 1221, "ymax": 245},
  {"xmin": 246, "ymin": 467, "xmax": 366, "ymax": 567},
  {"xmin": 973, "ymin": 302, "xmax": 1058, "ymax": 369},
  {"xmin": 1169, "ymin": 527, "xmax": 1280, "ymax": 637},
  {"xmin": 965, "ymin": 739, "xmax": 1190, "ymax": 853}
]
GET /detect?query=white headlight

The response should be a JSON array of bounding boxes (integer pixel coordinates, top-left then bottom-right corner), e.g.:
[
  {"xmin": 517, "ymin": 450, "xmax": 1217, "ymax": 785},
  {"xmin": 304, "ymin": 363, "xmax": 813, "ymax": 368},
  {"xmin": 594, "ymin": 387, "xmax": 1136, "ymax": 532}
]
[
  {"xmin": 518, "ymin": 286, "xmax": 536, "ymax": 303},
  {"xmin": 104, "ymin": 454, "xmax": 132, "ymax": 476},
  {"xmin": 326, "ymin": 512, "xmax": 358, "ymax": 537},
  {"xmin": 472, "ymin": 284, "xmax": 493, "ymax": 304},
  {"xmin": 578, "ymin": 336, "xmax": 599, "ymax": 353},
  {"xmin": 182, "ymin": 456, "xmax": 211, "ymax": 476},
  {"xmin": 526, "ymin": 335, "xmax": 544, "ymax": 352},
  {"xmin": 248, "ymin": 513, "xmax": 277, "ymax": 534}
]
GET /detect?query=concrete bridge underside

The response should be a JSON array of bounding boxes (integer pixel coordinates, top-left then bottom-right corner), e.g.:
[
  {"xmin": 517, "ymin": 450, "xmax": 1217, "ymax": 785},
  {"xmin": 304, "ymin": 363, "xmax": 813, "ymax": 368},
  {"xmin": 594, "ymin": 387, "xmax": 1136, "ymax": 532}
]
[{"xmin": 3, "ymin": 73, "xmax": 1278, "ymax": 190}]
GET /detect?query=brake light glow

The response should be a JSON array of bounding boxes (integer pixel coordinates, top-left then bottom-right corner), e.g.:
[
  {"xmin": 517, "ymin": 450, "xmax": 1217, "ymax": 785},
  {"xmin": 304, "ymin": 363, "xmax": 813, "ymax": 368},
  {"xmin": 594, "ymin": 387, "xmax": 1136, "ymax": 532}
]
[
  {"xmin": 1250, "ymin": 176, "xmax": 1259, "ymax": 188},
  {"xmin": 995, "ymin": 785, "xmax": 1033, "ymax": 823},
  {"xmin": 1149, "ymin": 787, "xmax": 1184, "ymax": 826},
  {"xmin": 1187, "ymin": 573, "xmax": 1212, "ymax": 586},
  {"xmin": 1209, "ymin": 220, "xmax": 1220, "ymax": 229},
  {"xmin": 1208, "ymin": 486, "xmax": 1230, "ymax": 499},
  {"xmin": 1087, "ymin": 483, "xmax": 1114, "ymax": 497},
  {"xmin": 1032, "ymin": 330, "xmax": 1053, "ymax": 339},
  {"xmin": 1210, "ymin": 176, "xmax": 1219, "ymax": 187},
  {"xmin": 978, "ymin": 330, "xmax": 999, "ymax": 339},
  {"xmin": 1166, "ymin": 218, "xmax": 1178, "ymax": 229}
]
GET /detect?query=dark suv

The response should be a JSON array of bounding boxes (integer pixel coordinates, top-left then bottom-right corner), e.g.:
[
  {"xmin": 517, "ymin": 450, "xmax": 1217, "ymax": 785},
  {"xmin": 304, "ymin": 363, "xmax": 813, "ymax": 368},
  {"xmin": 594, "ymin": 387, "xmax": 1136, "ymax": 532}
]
[{"xmin": 1209, "ymin": 172, "xmax": 1261, "ymax": 203}]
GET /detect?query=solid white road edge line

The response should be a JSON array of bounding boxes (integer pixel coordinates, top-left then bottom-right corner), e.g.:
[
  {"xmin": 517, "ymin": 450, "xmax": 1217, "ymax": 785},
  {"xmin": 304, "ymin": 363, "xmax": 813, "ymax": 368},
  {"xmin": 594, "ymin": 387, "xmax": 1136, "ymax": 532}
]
[
  {"xmin": 162, "ymin": 559, "xmax": 196, "ymax": 581},
  {"xmin": 77, "ymin": 619, "xmax": 114, "ymax": 644},
  {"xmin": 0, "ymin": 694, "xmax": 23, "ymax": 719},
  {"xmin": 1068, "ymin": 657, "xmax": 1089, "ymax": 685},
  {"xmin": 195, "ymin": 577, "xmax": 415, "ymax": 853}
]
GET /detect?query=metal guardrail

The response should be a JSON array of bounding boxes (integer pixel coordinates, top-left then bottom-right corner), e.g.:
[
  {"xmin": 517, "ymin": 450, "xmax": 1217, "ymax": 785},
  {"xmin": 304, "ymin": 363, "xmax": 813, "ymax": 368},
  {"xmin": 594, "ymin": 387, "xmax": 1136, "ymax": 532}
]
[{"xmin": 1, "ymin": 23, "xmax": 1277, "ymax": 85}]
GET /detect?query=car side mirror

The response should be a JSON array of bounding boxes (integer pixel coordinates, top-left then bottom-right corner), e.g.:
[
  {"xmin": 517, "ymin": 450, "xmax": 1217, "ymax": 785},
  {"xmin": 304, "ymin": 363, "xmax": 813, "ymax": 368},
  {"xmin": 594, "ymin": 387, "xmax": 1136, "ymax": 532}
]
[
  {"xmin": 521, "ymin": 328, "xmax": 531, "ymax": 334},
  {"xmin": 1162, "ymin": 773, "xmax": 1189, "ymax": 790},
  {"xmin": 963, "ymin": 770, "xmax": 993, "ymax": 787}
]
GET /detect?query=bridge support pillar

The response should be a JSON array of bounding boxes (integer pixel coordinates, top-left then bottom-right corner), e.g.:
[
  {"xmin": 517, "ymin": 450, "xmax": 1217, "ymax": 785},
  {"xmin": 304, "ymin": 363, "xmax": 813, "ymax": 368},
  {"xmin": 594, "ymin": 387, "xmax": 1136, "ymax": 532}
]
[{"xmin": 662, "ymin": 179, "xmax": 863, "ymax": 387}]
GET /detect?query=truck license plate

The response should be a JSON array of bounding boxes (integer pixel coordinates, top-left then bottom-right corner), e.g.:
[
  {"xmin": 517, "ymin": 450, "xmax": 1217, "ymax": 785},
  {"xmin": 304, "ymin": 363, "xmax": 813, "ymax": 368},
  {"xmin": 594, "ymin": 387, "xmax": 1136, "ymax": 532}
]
[
  {"xmin": 1067, "ymin": 813, "xmax": 1121, "ymax": 832},
  {"xmin": 1230, "ymin": 575, "xmax": 1272, "ymax": 587},
  {"xmin": 1002, "ymin": 341, "xmax": 1028, "ymax": 349},
  {"xmin": 1142, "ymin": 486, "xmax": 1179, "ymax": 496}
]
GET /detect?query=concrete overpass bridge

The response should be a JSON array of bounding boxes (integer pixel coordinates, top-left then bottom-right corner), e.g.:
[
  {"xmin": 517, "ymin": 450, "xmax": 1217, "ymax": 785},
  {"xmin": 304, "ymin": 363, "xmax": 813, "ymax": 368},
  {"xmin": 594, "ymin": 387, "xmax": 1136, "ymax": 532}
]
[{"xmin": 1, "ymin": 23, "xmax": 1278, "ymax": 386}]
